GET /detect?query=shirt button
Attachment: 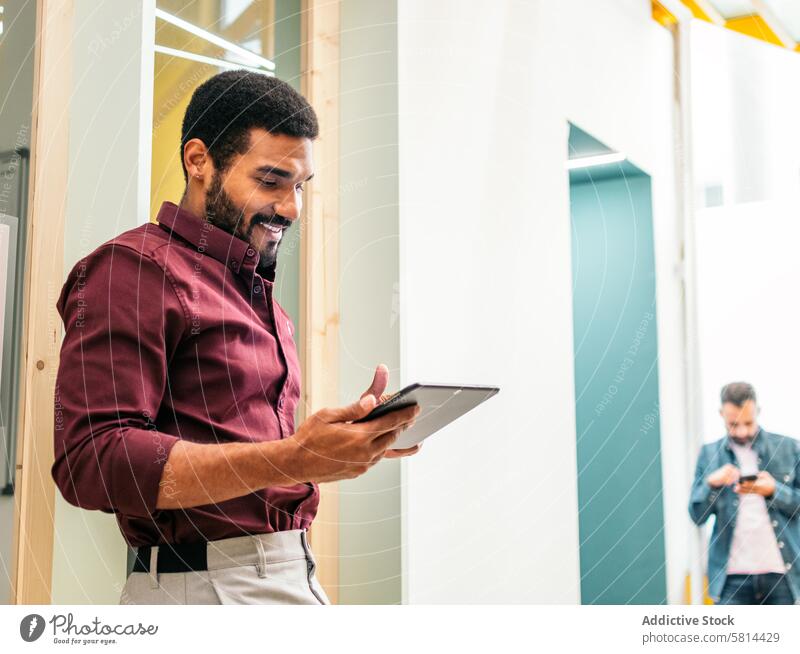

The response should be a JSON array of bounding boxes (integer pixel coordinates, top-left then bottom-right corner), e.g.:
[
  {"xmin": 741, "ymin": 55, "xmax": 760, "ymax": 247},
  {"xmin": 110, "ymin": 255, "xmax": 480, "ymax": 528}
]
[
  {"xmin": 784, "ymin": 474, "xmax": 791, "ymax": 482},
  {"xmin": 246, "ymin": 248, "xmax": 256, "ymax": 257},
  {"xmin": 779, "ymin": 541, "xmax": 785, "ymax": 549},
  {"xmin": 773, "ymin": 520, "xmax": 779, "ymax": 527},
  {"xmin": 253, "ymin": 285, "xmax": 262, "ymax": 294},
  {"xmin": 786, "ymin": 562, "xmax": 792, "ymax": 571},
  {"xmin": 231, "ymin": 261, "xmax": 239, "ymax": 271},
  {"xmin": 278, "ymin": 397, "xmax": 285, "ymax": 409}
]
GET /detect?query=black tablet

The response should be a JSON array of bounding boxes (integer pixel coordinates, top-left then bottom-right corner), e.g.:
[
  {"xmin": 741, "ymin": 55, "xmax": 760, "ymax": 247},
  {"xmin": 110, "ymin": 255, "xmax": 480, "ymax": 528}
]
[{"xmin": 352, "ymin": 382, "xmax": 500, "ymax": 449}]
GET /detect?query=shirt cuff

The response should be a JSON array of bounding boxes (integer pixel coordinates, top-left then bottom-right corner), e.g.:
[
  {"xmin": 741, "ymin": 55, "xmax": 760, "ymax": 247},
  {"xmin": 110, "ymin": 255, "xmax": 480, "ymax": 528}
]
[
  {"xmin": 692, "ymin": 479, "xmax": 721, "ymax": 505},
  {"xmin": 111, "ymin": 427, "xmax": 180, "ymax": 518}
]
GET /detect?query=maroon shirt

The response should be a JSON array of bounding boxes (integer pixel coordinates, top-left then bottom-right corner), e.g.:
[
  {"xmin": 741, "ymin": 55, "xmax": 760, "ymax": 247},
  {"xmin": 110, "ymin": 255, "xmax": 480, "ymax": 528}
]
[{"xmin": 52, "ymin": 201, "xmax": 318, "ymax": 547}]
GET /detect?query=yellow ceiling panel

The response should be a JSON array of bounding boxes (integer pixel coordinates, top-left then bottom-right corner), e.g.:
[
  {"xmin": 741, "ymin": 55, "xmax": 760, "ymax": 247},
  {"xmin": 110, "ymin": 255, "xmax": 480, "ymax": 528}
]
[
  {"xmin": 651, "ymin": 0, "xmax": 799, "ymax": 51},
  {"xmin": 652, "ymin": 1, "xmax": 679, "ymax": 28},
  {"xmin": 726, "ymin": 13, "xmax": 787, "ymax": 47}
]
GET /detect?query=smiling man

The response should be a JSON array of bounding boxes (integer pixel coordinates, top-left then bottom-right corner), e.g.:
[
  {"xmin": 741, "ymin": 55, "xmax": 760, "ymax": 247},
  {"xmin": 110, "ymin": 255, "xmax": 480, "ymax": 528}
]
[
  {"xmin": 689, "ymin": 382, "xmax": 800, "ymax": 605},
  {"xmin": 52, "ymin": 70, "xmax": 421, "ymax": 605}
]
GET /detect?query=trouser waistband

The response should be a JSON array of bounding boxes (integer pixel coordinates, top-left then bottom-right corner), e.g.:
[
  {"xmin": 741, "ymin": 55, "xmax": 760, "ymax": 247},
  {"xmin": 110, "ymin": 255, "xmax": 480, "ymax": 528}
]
[{"xmin": 132, "ymin": 529, "xmax": 312, "ymax": 574}]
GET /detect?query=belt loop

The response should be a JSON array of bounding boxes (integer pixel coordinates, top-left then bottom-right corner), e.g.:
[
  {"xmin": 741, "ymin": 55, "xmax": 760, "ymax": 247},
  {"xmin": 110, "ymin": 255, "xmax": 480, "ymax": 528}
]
[
  {"xmin": 300, "ymin": 529, "xmax": 316, "ymax": 570},
  {"xmin": 253, "ymin": 536, "xmax": 268, "ymax": 578},
  {"xmin": 148, "ymin": 547, "xmax": 159, "ymax": 589}
]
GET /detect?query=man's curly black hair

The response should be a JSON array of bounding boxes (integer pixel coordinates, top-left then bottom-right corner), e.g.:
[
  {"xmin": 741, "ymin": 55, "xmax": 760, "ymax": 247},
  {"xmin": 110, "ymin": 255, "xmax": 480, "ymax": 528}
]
[{"xmin": 180, "ymin": 69, "xmax": 319, "ymax": 183}]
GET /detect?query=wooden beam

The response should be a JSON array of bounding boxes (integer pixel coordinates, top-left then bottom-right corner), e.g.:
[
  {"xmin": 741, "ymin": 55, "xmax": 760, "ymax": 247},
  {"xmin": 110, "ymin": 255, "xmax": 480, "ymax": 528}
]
[
  {"xmin": 260, "ymin": 0, "xmax": 276, "ymax": 62},
  {"xmin": 11, "ymin": 0, "xmax": 73, "ymax": 604},
  {"xmin": 299, "ymin": 0, "xmax": 340, "ymax": 604}
]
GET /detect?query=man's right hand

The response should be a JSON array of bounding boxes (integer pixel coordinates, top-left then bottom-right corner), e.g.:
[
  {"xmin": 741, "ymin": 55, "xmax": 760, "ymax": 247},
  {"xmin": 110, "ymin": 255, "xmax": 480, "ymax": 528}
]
[
  {"xmin": 284, "ymin": 393, "xmax": 420, "ymax": 484},
  {"xmin": 155, "ymin": 365, "xmax": 419, "ymax": 510},
  {"xmin": 706, "ymin": 463, "xmax": 740, "ymax": 488}
]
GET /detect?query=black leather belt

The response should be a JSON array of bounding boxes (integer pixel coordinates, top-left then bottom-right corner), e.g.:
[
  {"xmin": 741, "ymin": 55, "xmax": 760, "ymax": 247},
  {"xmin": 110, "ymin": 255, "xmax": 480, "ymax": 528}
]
[{"xmin": 133, "ymin": 541, "xmax": 208, "ymax": 573}]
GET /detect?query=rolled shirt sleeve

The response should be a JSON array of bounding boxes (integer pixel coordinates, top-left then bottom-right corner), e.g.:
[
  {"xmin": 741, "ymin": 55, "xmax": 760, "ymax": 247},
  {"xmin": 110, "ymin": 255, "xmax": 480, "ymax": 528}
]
[{"xmin": 52, "ymin": 243, "xmax": 186, "ymax": 518}]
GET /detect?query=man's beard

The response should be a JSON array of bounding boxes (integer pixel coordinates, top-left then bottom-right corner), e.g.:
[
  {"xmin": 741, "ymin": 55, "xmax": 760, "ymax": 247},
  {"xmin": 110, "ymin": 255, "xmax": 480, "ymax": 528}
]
[
  {"xmin": 204, "ymin": 172, "xmax": 285, "ymax": 275},
  {"xmin": 729, "ymin": 433, "xmax": 756, "ymax": 446}
]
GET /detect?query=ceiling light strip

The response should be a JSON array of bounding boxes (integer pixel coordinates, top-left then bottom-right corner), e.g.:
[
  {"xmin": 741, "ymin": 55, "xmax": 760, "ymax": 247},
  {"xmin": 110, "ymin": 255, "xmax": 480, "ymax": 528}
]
[
  {"xmin": 154, "ymin": 45, "xmax": 274, "ymax": 76},
  {"xmin": 155, "ymin": 8, "xmax": 276, "ymax": 71}
]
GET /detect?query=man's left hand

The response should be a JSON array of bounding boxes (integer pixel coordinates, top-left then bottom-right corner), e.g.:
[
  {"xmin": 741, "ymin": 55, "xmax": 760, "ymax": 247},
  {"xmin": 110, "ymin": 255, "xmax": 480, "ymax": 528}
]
[
  {"xmin": 734, "ymin": 471, "xmax": 776, "ymax": 498},
  {"xmin": 362, "ymin": 372, "xmax": 424, "ymax": 460}
]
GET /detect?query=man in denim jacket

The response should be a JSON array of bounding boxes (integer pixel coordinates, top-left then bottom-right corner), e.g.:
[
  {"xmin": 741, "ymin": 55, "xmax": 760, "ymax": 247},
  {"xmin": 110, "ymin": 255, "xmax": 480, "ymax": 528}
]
[{"xmin": 689, "ymin": 382, "xmax": 800, "ymax": 604}]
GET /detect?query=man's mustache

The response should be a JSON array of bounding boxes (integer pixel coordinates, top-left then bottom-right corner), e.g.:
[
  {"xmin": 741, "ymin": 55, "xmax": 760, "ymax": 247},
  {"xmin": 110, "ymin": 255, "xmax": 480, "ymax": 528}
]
[{"xmin": 250, "ymin": 213, "xmax": 292, "ymax": 232}]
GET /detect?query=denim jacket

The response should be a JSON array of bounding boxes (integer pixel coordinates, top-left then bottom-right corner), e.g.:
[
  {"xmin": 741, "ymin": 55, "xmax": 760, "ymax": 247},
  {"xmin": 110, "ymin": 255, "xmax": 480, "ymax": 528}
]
[{"xmin": 688, "ymin": 429, "xmax": 800, "ymax": 604}]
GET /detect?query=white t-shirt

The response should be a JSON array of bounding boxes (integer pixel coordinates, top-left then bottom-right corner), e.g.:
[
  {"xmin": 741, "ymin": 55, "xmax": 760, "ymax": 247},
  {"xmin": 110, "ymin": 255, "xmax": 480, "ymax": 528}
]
[{"xmin": 726, "ymin": 439, "xmax": 785, "ymax": 574}]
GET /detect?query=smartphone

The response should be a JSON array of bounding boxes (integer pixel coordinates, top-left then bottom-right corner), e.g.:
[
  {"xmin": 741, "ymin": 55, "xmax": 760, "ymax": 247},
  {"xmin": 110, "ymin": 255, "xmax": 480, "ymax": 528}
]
[{"xmin": 738, "ymin": 474, "xmax": 758, "ymax": 482}]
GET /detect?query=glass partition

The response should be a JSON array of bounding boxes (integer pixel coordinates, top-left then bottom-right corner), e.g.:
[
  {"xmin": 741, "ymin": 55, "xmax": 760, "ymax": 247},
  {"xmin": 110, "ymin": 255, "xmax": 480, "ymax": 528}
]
[{"xmin": 0, "ymin": 0, "xmax": 36, "ymax": 604}]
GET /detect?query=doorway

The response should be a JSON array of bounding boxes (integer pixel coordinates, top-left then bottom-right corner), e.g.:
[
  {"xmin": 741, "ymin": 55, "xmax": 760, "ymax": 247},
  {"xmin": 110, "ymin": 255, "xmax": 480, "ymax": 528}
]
[{"xmin": 568, "ymin": 123, "xmax": 667, "ymax": 604}]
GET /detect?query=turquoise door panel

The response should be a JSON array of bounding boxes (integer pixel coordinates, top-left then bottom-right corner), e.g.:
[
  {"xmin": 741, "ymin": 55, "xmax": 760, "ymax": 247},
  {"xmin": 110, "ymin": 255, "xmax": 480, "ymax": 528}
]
[{"xmin": 570, "ymin": 173, "xmax": 667, "ymax": 605}]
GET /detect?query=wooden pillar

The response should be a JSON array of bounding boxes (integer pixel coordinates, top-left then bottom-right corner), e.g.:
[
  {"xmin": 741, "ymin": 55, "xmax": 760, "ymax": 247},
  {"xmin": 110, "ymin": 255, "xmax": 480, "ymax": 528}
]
[{"xmin": 11, "ymin": 0, "xmax": 73, "ymax": 604}]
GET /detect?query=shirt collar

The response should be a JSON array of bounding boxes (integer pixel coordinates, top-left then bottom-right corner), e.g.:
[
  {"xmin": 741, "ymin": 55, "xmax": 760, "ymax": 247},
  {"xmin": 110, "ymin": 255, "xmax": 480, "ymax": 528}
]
[{"xmin": 154, "ymin": 201, "xmax": 276, "ymax": 283}]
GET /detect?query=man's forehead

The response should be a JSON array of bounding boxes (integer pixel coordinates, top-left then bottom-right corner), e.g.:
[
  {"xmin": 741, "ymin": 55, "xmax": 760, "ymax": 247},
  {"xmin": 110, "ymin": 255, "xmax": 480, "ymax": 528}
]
[
  {"xmin": 722, "ymin": 401, "xmax": 756, "ymax": 417},
  {"xmin": 247, "ymin": 128, "xmax": 312, "ymax": 162}
]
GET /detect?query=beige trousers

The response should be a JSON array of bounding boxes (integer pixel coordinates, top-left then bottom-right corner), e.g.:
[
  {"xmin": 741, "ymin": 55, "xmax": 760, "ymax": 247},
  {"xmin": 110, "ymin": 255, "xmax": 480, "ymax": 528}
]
[{"xmin": 120, "ymin": 529, "xmax": 330, "ymax": 605}]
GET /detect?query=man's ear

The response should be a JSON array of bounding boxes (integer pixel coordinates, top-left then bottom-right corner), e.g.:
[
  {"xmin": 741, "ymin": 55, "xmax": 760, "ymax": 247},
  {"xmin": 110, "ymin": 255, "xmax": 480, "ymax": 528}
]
[{"xmin": 183, "ymin": 138, "xmax": 210, "ymax": 181}]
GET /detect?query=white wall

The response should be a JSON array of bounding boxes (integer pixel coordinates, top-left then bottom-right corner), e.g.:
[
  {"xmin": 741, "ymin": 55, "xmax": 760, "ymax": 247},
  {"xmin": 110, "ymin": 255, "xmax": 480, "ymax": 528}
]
[
  {"xmin": 51, "ymin": 0, "xmax": 155, "ymax": 604},
  {"xmin": 691, "ymin": 22, "xmax": 800, "ymax": 442},
  {"xmin": 398, "ymin": 0, "xmax": 687, "ymax": 603}
]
